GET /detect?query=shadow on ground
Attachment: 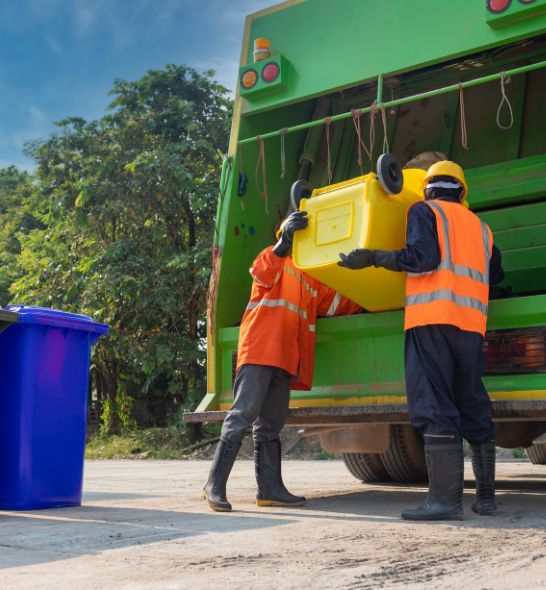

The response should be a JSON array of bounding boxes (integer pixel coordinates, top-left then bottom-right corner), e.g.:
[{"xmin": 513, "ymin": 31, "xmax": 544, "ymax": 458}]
[
  {"xmin": 237, "ymin": 478, "xmax": 546, "ymax": 531},
  {"xmin": 0, "ymin": 504, "xmax": 295, "ymax": 570}
]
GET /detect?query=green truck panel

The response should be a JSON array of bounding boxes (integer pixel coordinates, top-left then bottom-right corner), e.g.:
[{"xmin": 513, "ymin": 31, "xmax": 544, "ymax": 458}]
[
  {"xmin": 243, "ymin": 0, "xmax": 546, "ymax": 114},
  {"xmin": 201, "ymin": 0, "xmax": 546, "ymax": 419}
]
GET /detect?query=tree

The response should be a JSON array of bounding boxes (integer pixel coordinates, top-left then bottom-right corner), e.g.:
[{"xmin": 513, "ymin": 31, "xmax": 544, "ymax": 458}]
[
  {"xmin": 14, "ymin": 65, "xmax": 231, "ymax": 434},
  {"xmin": 0, "ymin": 166, "xmax": 42, "ymax": 306}
]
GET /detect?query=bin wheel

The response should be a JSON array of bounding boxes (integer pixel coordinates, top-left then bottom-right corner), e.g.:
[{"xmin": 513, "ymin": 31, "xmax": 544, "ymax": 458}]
[
  {"xmin": 377, "ymin": 153, "xmax": 403, "ymax": 195},
  {"xmin": 342, "ymin": 452, "xmax": 392, "ymax": 483},
  {"xmin": 290, "ymin": 180, "xmax": 313, "ymax": 210},
  {"xmin": 380, "ymin": 425, "xmax": 428, "ymax": 483},
  {"xmin": 525, "ymin": 442, "xmax": 546, "ymax": 465}
]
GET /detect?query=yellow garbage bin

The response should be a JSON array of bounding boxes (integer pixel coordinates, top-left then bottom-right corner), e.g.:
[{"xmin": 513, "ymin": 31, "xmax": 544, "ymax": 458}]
[{"xmin": 293, "ymin": 169, "xmax": 425, "ymax": 312}]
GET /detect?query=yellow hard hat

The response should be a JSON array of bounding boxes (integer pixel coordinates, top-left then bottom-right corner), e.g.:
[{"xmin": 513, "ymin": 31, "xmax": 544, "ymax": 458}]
[{"xmin": 422, "ymin": 160, "xmax": 468, "ymax": 201}]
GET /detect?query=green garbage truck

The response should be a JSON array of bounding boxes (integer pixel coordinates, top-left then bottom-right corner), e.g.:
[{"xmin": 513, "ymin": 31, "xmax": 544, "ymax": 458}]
[{"xmin": 183, "ymin": 0, "xmax": 546, "ymax": 481}]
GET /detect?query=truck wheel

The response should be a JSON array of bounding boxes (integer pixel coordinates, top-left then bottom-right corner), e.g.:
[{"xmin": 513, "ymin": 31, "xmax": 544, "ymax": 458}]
[
  {"xmin": 342, "ymin": 452, "xmax": 391, "ymax": 483},
  {"xmin": 380, "ymin": 425, "xmax": 428, "ymax": 483},
  {"xmin": 525, "ymin": 443, "xmax": 546, "ymax": 465}
]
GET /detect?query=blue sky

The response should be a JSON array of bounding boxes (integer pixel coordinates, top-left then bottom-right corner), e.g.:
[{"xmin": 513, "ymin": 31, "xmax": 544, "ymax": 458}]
[{"xmin": 0, "ymin": 0, "xmax": 274, "ymax": 169}]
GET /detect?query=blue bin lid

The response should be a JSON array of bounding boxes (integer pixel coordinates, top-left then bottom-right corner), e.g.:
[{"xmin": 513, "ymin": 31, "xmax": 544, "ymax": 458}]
[{"xmin": 6, "ymin": 305, "xmax": 109, "ymax": 335}]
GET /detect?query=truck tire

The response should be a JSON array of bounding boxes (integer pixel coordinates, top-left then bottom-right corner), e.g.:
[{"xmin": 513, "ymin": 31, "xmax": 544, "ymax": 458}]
[
  {"xmin": 525, "ymin": 443, "xmax": 546, "ymax": 465},
  {"xmin": 342, "ymin": 452, "xmax": 391, "ymax": 483},
  {"xmin": 380, "ymin": 425, "xmax": 428, "ymax": 483}
]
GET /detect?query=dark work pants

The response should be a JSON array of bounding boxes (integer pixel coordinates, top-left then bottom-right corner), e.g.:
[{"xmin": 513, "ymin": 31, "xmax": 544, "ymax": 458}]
[
  {"xmin": 405, "ymin": 325, "xmax": 495, "ymax": 445},
  {"xmin": 220, "ymin": 364, "xmax": 291, "ymax": 444}
]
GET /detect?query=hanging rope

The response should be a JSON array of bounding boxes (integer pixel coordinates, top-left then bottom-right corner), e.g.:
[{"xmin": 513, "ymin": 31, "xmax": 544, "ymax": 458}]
[
  {"xmin": 255, "ymin": 135, "xmax": 269, "ymax": 214},
  {"xmin": 458, "ymin": 85, "xmax": 469, "ymax": 151},
  {"xmin": 496, "ymin": 73, "xmax": 514, "ymax": 130},
  {"xmin": 381, "ymin": 107, "xmax": 390, "ymax": 153},
  {"xmin": 369, "ymin": 101, "xmax": 377, "ymax": 164},
  {"xmin": 325, "ymin": 117, "xmax": 333, "ymax": 185},
  {"xmin": 351, "ymin": 109, "xmax": 371, "ymax": 175},
  {"xmin": 279, "ymin": 128, "xmax": 287, "ymax": 179}
]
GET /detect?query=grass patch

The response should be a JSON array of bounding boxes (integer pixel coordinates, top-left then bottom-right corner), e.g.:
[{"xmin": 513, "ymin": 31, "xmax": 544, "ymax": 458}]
[{"xmin": 86, "ymin": 427, "xmax": 198, "ymax": 460}]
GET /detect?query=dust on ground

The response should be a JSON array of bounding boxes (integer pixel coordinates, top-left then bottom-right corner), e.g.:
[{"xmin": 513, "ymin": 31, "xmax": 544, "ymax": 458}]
[{"xmin": 1, "ymin": 460, "xmax": 545, "ymax": 590}]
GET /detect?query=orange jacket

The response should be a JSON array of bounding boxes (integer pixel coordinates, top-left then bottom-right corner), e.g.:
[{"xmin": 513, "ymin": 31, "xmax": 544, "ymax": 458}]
[
  {"xmin": 237, "ymin": 247, "xmax": 361, "ymax": 390},
  {"xmin": 405, "ymin": 200, "xmax": 493, "ymax": 336}
]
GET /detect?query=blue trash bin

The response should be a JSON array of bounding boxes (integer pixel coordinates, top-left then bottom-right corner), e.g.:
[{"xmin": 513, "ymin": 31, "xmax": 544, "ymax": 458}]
[{"xmin": 0, "ymin": 305, "xmax": 108, "ymax": 509}]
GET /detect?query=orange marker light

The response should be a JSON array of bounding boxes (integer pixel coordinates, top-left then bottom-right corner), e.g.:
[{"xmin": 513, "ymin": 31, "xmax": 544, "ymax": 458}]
[
  {"xmin": 241, "ymin": 69, "xmax": 258, "ymax": 89},
  {"xmin": 253, "ymin": 37, "xmax": 271, "ymax": 63}
]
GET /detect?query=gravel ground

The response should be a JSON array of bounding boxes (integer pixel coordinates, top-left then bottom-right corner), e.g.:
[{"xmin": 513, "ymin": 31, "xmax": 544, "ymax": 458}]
[{"xmin": 1, "ymin": 460, "xmax": 545, "ymax": 590}]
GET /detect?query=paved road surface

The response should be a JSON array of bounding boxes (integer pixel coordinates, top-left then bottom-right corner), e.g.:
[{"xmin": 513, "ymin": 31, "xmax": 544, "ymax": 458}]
[{"xmin": 1, "ymin": 460, "xmax": 545, "ymax": 589}]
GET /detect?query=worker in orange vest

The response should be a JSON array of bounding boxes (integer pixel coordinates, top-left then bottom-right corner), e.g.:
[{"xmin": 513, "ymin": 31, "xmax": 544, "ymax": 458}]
[
  {"xmin": 202, "ymin": 211, "xmax": 361, "ymax": 512},
  {"xmin": 339, "ymin": 160, "xmax": 504, "ymax": 521}
]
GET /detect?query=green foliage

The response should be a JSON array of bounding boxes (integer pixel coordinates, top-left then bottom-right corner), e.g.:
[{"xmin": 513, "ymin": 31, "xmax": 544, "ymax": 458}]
[
  {"xmin": 0, "ymin": 167, "xmax": 43, "ymax": 305},
  {"xmin": 1, "ymin": 65, "xmax": 231, "ymax": 434},
  {"xmin": 512, "ymin": 447, "xmax": 525, "ymax": 459},
  {"xmin": 100, "ymin": 385, "xmax": 138, "ymax": 434},
  {"xmin": 85, "ymin": 427, "xmax": 196, "ymax": 460}
]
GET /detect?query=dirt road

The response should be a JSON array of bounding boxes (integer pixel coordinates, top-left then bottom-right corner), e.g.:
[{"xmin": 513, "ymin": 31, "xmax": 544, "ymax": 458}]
[{"xmin": 1, "ymin": 459, "xmax": 545, "ymax": 590}]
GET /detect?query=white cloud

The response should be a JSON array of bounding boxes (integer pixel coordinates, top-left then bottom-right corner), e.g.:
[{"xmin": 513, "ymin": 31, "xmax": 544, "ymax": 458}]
[
  {"xmin": 73, "ymin": 3, "xmax": 99, "ymax": 37},
  {"xmin": 45, "ymin": 35, "xmax": 64, "ymax": 57},
  {"xmin": 28, "ymin": 105, "xmax": 45, "ymax": 123}
]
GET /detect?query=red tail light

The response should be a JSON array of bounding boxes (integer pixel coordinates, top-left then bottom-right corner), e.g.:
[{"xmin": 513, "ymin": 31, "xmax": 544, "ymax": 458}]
[
  {"xmin": 262, "ymin": 62, "xmax": 280, "ymax": 83},
  {"xmin": 484, "ymin": 328, "xmax": 546, "ymax": 374},
  {"xmin": 487, "ymin": 0, "xmax": 511, "ymax": 13}
]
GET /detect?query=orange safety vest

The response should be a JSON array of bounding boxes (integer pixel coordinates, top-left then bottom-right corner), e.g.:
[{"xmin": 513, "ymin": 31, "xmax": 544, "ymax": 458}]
[
  {"xmin": 404, "ymin": 200, "xmax": 493, "ymax": 336},
  {"xmin": 237, "ymin": 247, "xmax": 361, "ymax": 390}
]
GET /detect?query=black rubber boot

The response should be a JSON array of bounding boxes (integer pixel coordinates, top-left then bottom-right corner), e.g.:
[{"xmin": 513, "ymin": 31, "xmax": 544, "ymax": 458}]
[
  {"xmin": 401, "ymin": 443, "xmax": 464, "ymax": 521},
  {"xmin": 255, "ymin": 440, "xmax": 306, "ymax": 507},
  {"xmin": 201, "ymin": 438, "xmax": 241, "ymax": 512},
  {"xmin": 470, "ymin": 442, "xmax": 497, "ymax": 516}
]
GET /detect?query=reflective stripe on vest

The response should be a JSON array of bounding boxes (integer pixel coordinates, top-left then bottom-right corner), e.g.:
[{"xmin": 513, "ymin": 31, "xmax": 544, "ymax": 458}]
[
  {"xmin": 408, "ymin": 201, "xmax": 491, "ymax": 287},
  {"xmin": 405, "ymin": 200, "xmax": 492, "ymax": 334},
  {"xmin": 284, "ymin": 265, "xmax": 318, "ymax": 297},
  {"xmin": 246, "ymin": 297, "xmax": 309, "ymax": 320},
  {"xmin": 326, "ymin": 292, "xmax": 341, "ymax": 316},
  {"xmin": 406, "ymin": 289, "xmax": 488, "ymax": 314}
]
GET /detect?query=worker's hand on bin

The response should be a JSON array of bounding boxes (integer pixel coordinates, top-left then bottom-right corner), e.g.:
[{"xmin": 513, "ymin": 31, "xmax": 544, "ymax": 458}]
[
  {"xmin": 273, "ymin": 211, "xmax": 308, "ymax": 257},
  {"xmin": 338, "ymin": 249, "xmax": 400, "ymax": 271},
  {"xmin": 338, "ymin": 249, "xmax": 374, "ymax": 269},
  {"xmin": 284, "ymin": 210, "xmax": 308, "ymax": 236}
]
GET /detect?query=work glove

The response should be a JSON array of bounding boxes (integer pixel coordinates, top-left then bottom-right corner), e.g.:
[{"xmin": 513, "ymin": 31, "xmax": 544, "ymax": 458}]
[
  {"xmin": 371, "ymin": 250, "xmax": 400, "ymax": 271},
  {"xmin": 338, "ymin": 248, "xmax": 374, "ymax": 269},
  {"xmin": 273, "ymin": 210, "xmax": 308, "ymax": 257},
  {"xmin": 338, "ymin": 249, "xmax": 400, "ymax": 271}
]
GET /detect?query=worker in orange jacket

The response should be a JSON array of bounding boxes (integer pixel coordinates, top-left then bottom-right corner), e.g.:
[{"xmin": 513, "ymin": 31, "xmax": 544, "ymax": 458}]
[
  {"xmin": 339, "ymin": 161, "xmax": 504, "ymax": 521},
  {"xmin": 202, "ymin": 211, "xmax": 361, "ymax": 512}
]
